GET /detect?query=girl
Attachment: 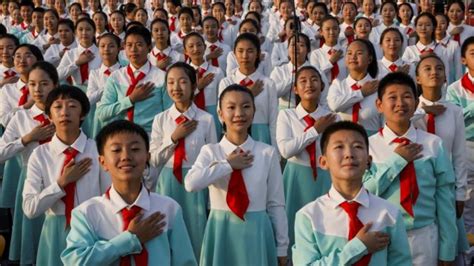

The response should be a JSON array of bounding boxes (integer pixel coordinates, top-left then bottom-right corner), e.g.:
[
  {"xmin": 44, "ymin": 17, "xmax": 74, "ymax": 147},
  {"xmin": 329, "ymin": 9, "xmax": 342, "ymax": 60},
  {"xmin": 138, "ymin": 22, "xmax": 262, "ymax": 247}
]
[
  {"xmin": 226, "ymin": 20, "xmax": 271, "ymax": 76},
  {"xmin": 185, "ymin": 84, "xmax": 288, "ymax": 266},
  {"xmin": 33, "ymin": 9, "xmax": 59, "ymax": 53},
  {"xmin": 302, "ymin": 2, "xmax": 327, "ymax": 49},
  {"xmin": 370, "ymin": 1, "xmax": 400, "ymax": 47},
  {"xmin": 93, "ymin": 11, "xmax": 109, "ymax": 41},
  {"xmin": 327, "ymin": 39, "xmax": 382, "ymax": 135},
  {"xmin": 247, "ymin": 1, "xmax": 270, "ymax": 35},
  {"xmin": 184, "ymin": 33, "xmax": 224, "ymax": 135},
  {"xmin": 267, "ymin": 0, "xmax": 293, "ymax": 43},
  {"xmin": 271, "ymin": 17, "xmax": 299, "ymax": 68},
  {"xmin": 339, "ymin": 2, "xmax": 357, "ymax": 47},
  {"xmin": 44, "ymin": 19, "xmax": 77, "ymax": 68},
  {"xmin": 435, "ymin": 13, "xmax": 462, "ymax": 85},
  {"xmin": 57, "ymin": 17, "xmax": 101, "ymax": 137},
  {"xmin": 211, "ymin": 2, "xmax": 236, "ymax": 48},
  {"xmin": 398, "ymin": 2, "xmax": 416, "ymax": 46},
  {"xmin": 0, "ymin": 34, "xmax": 19, "ymax": 88},
  {"xmin": 87, "ymin": 33, "xmax": 122, "ymax": 137},
  {"xmin": 54, "ymin": 0, "xmax": 68, "ymax": 19},
  {"xmin": 309, "ymin": 16, "xmax": 347, "ymax": 85},
  {"xmin": 134, "ymin": 7, "xmax": 149, "ymax": 27},
  {"xmin": 109, "ymin": 10, "xmax": 126, "ymax": 41},
  {"xmin": 202, "ymin": 16, "xmax": 231, "ymax": 74},
  {"xmin": 270, "ymin": 33, "xmax": 328, "ymax": 109},
  {"xmin": 354, "ymin": 16, "xmax": 380, "ymax": 52},
  {"xmin": 276, "ymin": 66, "xmax": 338, "ymax": 255},
  {"xmin": 243, "ymin": 13, "xmax": 273, "ymax": 55},
  {"xmin": 377, "ymin": 28, "xmax": 414, "ymax": 80},
  {"xmin": 359, "ymin": 0, "xmax": 379, "ymax": 26},
  {"xmin": 220, "ymin": 33, "xmax": 278, "ymax": 147},
  {"xmin": 68, "ymin": 3, "xmax": 83, "ymax": 25},
  {"xmin": 176, "ymin": 7, "xmax": 194, "ymax": 42},
  {"xmin": 87, "ymin": 0, "xmax": 102, "ymax": 17},
  {"xmin": 191, "ymin": 6, "xmax": 203, "ymax": 33},
  {"xmin": 150, "ymin": 62, "xmax": 217, "ymax": 259},
  {"xmin": 447, "ymin": 1, "xmax": 474, "ymax": 46},
  {"xmin": 149, "ymin": 18, "xmax": 182, "ymax": 71},
  {"xmin": 166, "ymin": 0, "xmax": 180, "ymax": 33}
]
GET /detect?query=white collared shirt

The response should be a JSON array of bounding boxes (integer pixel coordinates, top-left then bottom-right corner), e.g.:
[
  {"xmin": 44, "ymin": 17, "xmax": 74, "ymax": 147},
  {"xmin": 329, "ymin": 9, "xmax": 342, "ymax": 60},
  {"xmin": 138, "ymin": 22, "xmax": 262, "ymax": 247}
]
[
  {"xmin": 148, "ymin": 46, "xmax": 182, "ymax": 69},
  {"xmin": 309, "ymin": 43, "xmax": 348, "ymax": 84},
  {"xmin": 447, "ymin": 23, "xmax": 474, "ymax": 45},
  {"xmin": 150, "ymin": 103, "xmax": 217, "ymax": 168},
  {"xmin": 436, "ymin": 35, "xmax": 462, "ymax": 85},
  {"xmin": 0, "ymin": 79, "xmax": 28, "ymax": 127},
  {"xmin": 44, "ymin": 41, "xmax": 78, "ymax": 67},
  {"xmin": 0, "ymin": 64, "xmax": 17, "ymax": 84},
  {"xmin": 87, "ymin": 62, "xmax": 122, "ymax": 106},
  {"xmin": 225, "ymin": 50, "xmax": 272, "ymax": 77},
  {"xmin": 57, "ymin": 44, "xmax": 102, "ymax": 85},
  {"xmin": 22, "ymin": 131, "xmax": 110, "ymax": 218},
  {"xmin": 32, "ymin": 31, "xmax": 59, "ymax": 52},
  {"xmin": 189, "ymin": 61, "xmax": 224, "ymax": 107},
  {"xmin": 377, "ymin": 57, "xmax": 415, "ymax": 80},
  {"xmin": 204, "ymin": 40, "xmax": 231, "ymax": 74},
  {"xmin": 184, "ymin": 135, "xmax": 288, "ymax": 256}
]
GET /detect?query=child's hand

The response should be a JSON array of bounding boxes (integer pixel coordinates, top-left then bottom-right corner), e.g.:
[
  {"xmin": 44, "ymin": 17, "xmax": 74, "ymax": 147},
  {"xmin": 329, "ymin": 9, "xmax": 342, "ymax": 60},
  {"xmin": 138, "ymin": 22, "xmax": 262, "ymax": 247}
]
[
  {"xmin": 156, "ymin": 56, "xmax": 171, "ymax": 70},
  {"xmin": 0, "ymin": 75, "xmax": 19, "ymax": 87},
  {"xmin": 394, "ymin": 142, "xmax": 423, "ymax": 162},
  {"xmin": 360, "ymin": 80, "xmax": 379, "ymax": 96},
  {"xmin": 171, "ymin": 119, "xmax": 198, "ymax": 143},
  {"xmin": 23, "ymin": 98, "xmax": 35, "ymax": 109},
  {"xmin": 75, "ymin": 50, "xmax": 95, "ymax": 66},
  {"xmin": 206, "ymin": 47, "xmax": 223, "ymax": 60},
  {"xmin": 23, "ymin": 124, "xmax": 55, "ymax": 145},
  {"xmin": 57, "ymin": 158, "xmax": 93, "ymax": 189},
  {"xmin": 438, "ymin": 260, "xmax": 454, "ymax": 266},
  {"xmin": 197, "ymin": 73, "xmax": 215, "ymax": 90},
  {"xmin": 248, "ymin": 80, "xmax": 264, "ymax": 97},
  {"xmin": 313, "ymin": 113, "xmax": 337, "ymax": 133},
  {"xmin": 399, "ymin": 64, "xmax": 410, "ymax": 74},
  {"xmin": 128, "ymin": 211, "xmax": 166, "ymax": 244},
  {"xmin": 371, "ymin": 19, "xmax": 380, "ymax": 27},
  {"xmin": 356, "ymin": 222, "xmax": 390, "ymax": 253},
  {"xmin": 421, "ymin": 103, "xmax": 446, "ymax": 116},
  {"xmin": 329, "ymin": 50, "xmax": 343, "ymax": 64},
  {"xmin": 450, "ymin": 26, "xmax": 463, "ymax": 36},
  {"xmin": 456, "ymin": 201, "xmax": 464, "ymax": 219},
  {"xmin": 129, "ymin": 82, "xmax": 155, "ymax": 103},
  {"xmin": 277, "ymin": 256, "xmax": 287, "ymax": 266},
  {"xmin": 344, "ymin": 27, "xmax": 354, "ymax": 37},
  {"xmin": 278, "ymin": 31, "xmax": 286, "ymax": 42},
  {"xmin": 227, "ymin": 150, "xmax": 253, "ymax": 170}
]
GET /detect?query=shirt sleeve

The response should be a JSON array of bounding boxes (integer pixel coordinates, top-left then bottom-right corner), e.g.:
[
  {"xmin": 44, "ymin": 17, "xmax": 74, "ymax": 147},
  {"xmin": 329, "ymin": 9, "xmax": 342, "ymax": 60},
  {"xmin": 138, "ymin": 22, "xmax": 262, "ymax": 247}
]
[
  {"xmin": 96, "ymin": 77, "xmax": 133, "ymax": 123},
  {"xmin": 386, "ymin": 212, "xmax": 412, "ymax": 266},
  {"xmin": 452, "ymin": 108, "xmax": 468, "ymax": 201},
  {"xmin": 149, "ymin": 115, "xmax": 176, "ymax": 168},
  {"xmin": 61, "ymin": 209, "xmax": 143, "ymax": 265},
  {"xmin": 0, "ymin": 115, "xmax": 25, "ymax": 163},
  {"xmin": 362, "ymin": 154, "xmax": 408, "ymax": 196},
  {"xmin": 168, "ymin": 207, "xmax": 198, "ymax": 266},
  {"xmin": 86, "ymin": 71, "xmax": 102, "ymax": 106},
  {"xmin": 276, "ymin": 111, "xmax": 318, "ymax": 159},
  {"xmin": 327, "ymin": 80, "xmax": 365, "ymax": 113},
  {"xmin": 57, "ymin": 50, "xmax": 79, "ymax": 81}
]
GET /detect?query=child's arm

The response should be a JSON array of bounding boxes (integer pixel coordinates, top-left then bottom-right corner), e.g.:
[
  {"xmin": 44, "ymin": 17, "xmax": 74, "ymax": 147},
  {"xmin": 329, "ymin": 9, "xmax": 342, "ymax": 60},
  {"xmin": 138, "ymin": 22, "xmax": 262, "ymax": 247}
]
[
  {"xmin": 0, "ymin": 89, "xmax": 17, "ymax": 127},
  {"xmin": 327, "ymin": 79, "xmax": 365, "ymax": 112},
  {"xmin": 0, "ymin": 115, "xmax": 24, "ymax": 163},
  {"xmin": 362, "ymin": 154, "xmax": 408, "ymax": 196},
  {"xmin": 184, "ymin": 145, "xmax": 233, "ymax": 192},
  {"xmin": 265, "ymin": 148, "xmax": 289, "ymax": 257},
  {"xmin": 276, "ymin": 110, "xmax": 318, "ymax": 159},
  {"xmin": 149, "ymin": 115, "xmax": 178, "ymax": 168},
  {"xmin": 267, "ymin": 79, "xmax": 279, "ymax": 148},
  {"xmin": 56, "ymin": 50, "xmax": 78, "ymax": 81},
  {"xmin": 386, "ymin": 212, "xmax": 412, "ymax": 266},
  {"xmin": 96, "ymin": 77, "xmax": 129, "ymax": 123},
  {"xmin": 433, "ymin": 143, "xmax": 457, "ymax": 262},
  {"xmin": 86, "ymin": 71, "xmax": 102, "ymax": 106},
  {"xmin": 452, "ymin": 109, "xmax": 468, "ymax": 202},
  {"xmin": 168, "ymin": 207, "xmax": 198, "ymax": 266}
]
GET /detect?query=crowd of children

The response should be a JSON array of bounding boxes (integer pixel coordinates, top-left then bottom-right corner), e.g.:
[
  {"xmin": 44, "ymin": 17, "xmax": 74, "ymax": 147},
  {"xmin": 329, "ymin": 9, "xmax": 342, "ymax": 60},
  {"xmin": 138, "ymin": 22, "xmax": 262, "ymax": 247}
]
[{"xmin": 0, "ymin": 0, "xmax": 473, "ymax": 265}]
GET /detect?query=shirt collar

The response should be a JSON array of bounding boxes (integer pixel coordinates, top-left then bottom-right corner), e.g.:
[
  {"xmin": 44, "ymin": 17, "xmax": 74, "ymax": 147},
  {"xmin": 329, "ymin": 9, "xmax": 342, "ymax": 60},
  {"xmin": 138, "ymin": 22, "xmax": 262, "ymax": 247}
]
[
  {"xmin": 327, "ymin": 185, "xmax": 370, "ymax": 209},
  {"xmin": 381, "ymin": 56, "xmax": 403, "ymax": 68},
  {"xmin": 16, "ymin": 79, "xmax": 26, "ymax": 90},
  {"xmin": 468, "ymin": 73, "xmax": 474, "ymax": 83},
  {"xmin": 106, "ymin": 184, "xmax": 151, "ymax": 214},
  {"xmin": 100, "ymin": 62, "xmax": 121, "ymax": 73},
  {"xmin": 219, "ymin": 135, "xmax": 255, "ymax": 156},
  {"xmin": 437, "ymin": 35, "xmax": 451, "ymax": 46},
  {"xmin": 418, "ymin": 95, "xmax": 446, "ymax": 106},
  {"xmin": 321, "ymin": 43, "xmax": 341, "ymax": 53},
  {"xmin": 295, "ymin": 103, "xmax": 326, "ymax": 120},
  {"xmin": 380, "ymin": 123, "xmax": 417, "ymax": 145},
  {"xmin": 189, "ymin": 60, "xmax": 209, "ymax": 71},
  {"xmin": 50, "ymin": 131, "xmax": 88, "ymax": 156},
  {"xmin": 346, "ymin": 73, "xmax": 371, "ymax": 86},
  {"xmin": 130, "ymin": 61, "xmax": 151, "ymax": 75},
  {"xmin": 152, "ymin": 46, "xmax": 171, "ymax": 56},
  {"xmin": 29, "ymin": 104, "xmax": 44, "ymax": 117},
  {"xmin": 286, "ymin": 61, "xmax": 310, "ymax": 73},
  {"xmin": 78, "ymin": 43, "xmax": 98, "ymax": 54},
  {"xmin": 234, "ymin": 69, "xmax": 260, "ymax": 82},
  {"xmin": 60, "ymin": 40, "xmax": 78, "ymax": 51},
  {"xmin": 168, "ymin": 103, "xmax": 197, "ymax": 121},
  {"xmin": 416, "ymin": 41, "xmax": 436, "ymax": 51}
]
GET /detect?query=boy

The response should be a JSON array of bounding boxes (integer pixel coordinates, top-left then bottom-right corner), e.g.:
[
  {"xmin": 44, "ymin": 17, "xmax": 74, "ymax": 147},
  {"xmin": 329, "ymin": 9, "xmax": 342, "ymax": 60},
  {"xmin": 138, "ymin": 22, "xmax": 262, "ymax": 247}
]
[
  {"xmin": 365, "ymin": 72, "xmax": 457, "ymax": 265},
  {"xmin": 96, "ymin": 26, "xmax": 171, "ymax": 134},
  {"xmin": 18, "ymin": 0, "xmax": 33, "ymax": 33},
  {"xmin": 292, "ymin": 121, "xmax": 412, "ymax": 265},
  {"xmin": 61, "ymin": 120, "xmax": 197, "ymax": 265},
  {"xmin": 0, "ymin": 34, "xmax": 19, "ymax": 88},
  {"xmin": 202, "ymin": 16, "xmax": 230, "ymax": 73},
  {"xmin": 20, "ymin": 7, "xmax": 43, "ymax": 44},
  {"xmin": 447, "ymin": 36, "xmax": 474, "ymax": 242}
]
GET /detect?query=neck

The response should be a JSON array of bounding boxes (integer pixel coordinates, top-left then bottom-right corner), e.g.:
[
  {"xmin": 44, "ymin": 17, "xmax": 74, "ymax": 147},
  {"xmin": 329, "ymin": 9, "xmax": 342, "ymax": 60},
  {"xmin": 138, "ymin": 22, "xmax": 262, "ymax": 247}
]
[
  {"xmin": 34, "ymin": 102, "xmax": 45, "ymax": 110},
  {"xmin": 113, "ymin": 181, "xmax": 142, "ymax": 205},
  {"xmin": 385, "ymin": 53, "xmax": 398, "ymax": 62},
  {"xmin": 155, "ymin": 41, "xmax": 167, "ymax": 50},
  {"xmin": 419, "ymin": 37, "xmax": 432, "ymax": 45},
  {"xmin": 103, "ymin": 58, "xmax": 116, "ymax": 67},
  {"xmin": 63, "ymin": 39, "xmax": 74, "ymax": 47},
  {"xmin": 20, "ymin": 75, "xmax": 27, "ymax": 83},
  {"xmin": 349, "ymin": 71, "xmax": 366, "ymax": 81},
  {"xmin": 468, "ymin": 69, "xmax": 474, "ymax": 78},
  {"xmin": 3, "ymin": 61, "xmax": 13, "ymax": 68},
  {"xmin": 81, "ymin": 41, "xmax": 93, "ymax": 48},
  {"xmin": 175, "ymin": 101, "xmax": 191, "ymax": 113},
  {"xmin": 302, "ymin": 102, "xmax": 318, "ymax": 113},
  {"xmin": 239, "ymin": 66, "xmax": 256, "ymax": 76},
  {"xmin": 226, "ymin": 131, "xmax": 248, "ymax": 146},
  {"xmin": 435, "ymin": 32, "xmax": 445, "ymax": 40},
  {"xmin": 48, "ymin": 28, "xmax": 57, "ymax": 35},
  {"xmin": 422, "ymin": 87, "xmax": 442, "ymax": 102},
  {"xmin": 131, "ymin": 60, "xmax": 147, "ymax": 69},
  {"xmin": 34, "ymin": 26, "xmax": 42, "ymax": 32},
  {"xmin": 56, "ymin": 128, "xmax": 81, "ymax": 146},
  {"xmin": 386, "ymin": 121, "xmax": 410, "ymax": 136},
  {"xmin": 191, "ymin": 56, "xmax": 204, "ymax": 66},
  {"xmin": 207, "ymin": 36, "xmax": 218, "ymax": 43},
  {"xmin": 383, "ymin": 20, "xmax": 392, "ymax": 26},
  {"xmin": 333, "ymin": 182, "xmax": 362, "ymax": 201},
  {"xmin": 326, "ymin": 39, "xmax": 336, "ymax": 46}
]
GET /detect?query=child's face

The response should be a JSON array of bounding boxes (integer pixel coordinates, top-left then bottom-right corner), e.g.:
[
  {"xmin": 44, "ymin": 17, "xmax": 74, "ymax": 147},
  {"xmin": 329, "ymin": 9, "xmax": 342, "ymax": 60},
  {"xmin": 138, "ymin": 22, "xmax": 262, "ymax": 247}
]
[
  {"xmin": 11, "ymin": 8, "xmax": 20, "ymax": 22},
  {"xmin": 151, "ymin": 22, "xmax": 169, "ymax": 43},
  {"xmin": 355, "ymin": 19, "xmax": 371, "ymax": 38},
  {"xmin": 58, "ymin": 24, "xmax": 74, "ymax": 44},
  {"xmin": 224, "ymin": 0, "xmax": 234, "ymax": 14},
  {"xmin": 49, "ymin": 97, "xmax": 84, "ymax": 131},
  {"xmin": 461, "ymin": 44, "xmax": 474, "ymax": 70},
  {"xmin": 99, "ymin": 132, "xmax": 150, "ymax": 183},
  {"xmin": 346, "ymin": 41, "xmax": 370, "ymax": 73},
  {"xmin": 362, "ymin": 0, "xmax": 374, "ymax": 14},
  {"xmin": 375, "ymin": 84, "xmax": 417, "ymax": 125},
  {"xmin": 14, "ymin": 47, "xmax": 37, "ymax": 75},
  {"xmin": 135, "ymin": 9, "xmax": 148, "ymax": 25},
  {"xmin": 99, "ymin": 36, "xmax": 119, "ymax": 62},
  {"xmin": 218, "ymin": 91, "xmax": 254, "ymax": 134},
  {"xmin": 330, "ymin": 0, "xmax": 341, "ymax": 12},
  {"xmin": 70, "ymin": 6, "xmax": 81, "ymax": 21},
  {"xmin": 239, "ymin": 22, "xmax": 258, "ymax": 35},
  {"xmin": 398, "ymin": 5, "xmax": 412, "ymax": 23},
  {"xmin": 235, "ymin": 39, "xmax": 258, "ymax": 70},
  {"xmin": 415, "ymin": 15, "xmax": 433, "ymax": 40},
  {"xmin": 179, "ymin": 13, "xmax": 192, "ymax": 31},
  {"xmin": 321, "ymin": 19, "xmax": 340, "ymax": 42},
  {"xmin": 93, "ymin": 13, "xmax": 106, "ymax": 31},
  {"xmin": 203, "ymin": 19, "xmax": 218, "ymax": 39},
  {"xmin": 107, "ymin": 0, "xmax": 118, "ymax": 9},
  {"xmin": 166, "ymin": 67, "xmax": 194, "ymax": 105},
  {"xmin": 20, "ymin": 6, "xmax": 32, "ymax": 22},
  {"xmin": 89, "ymin": 0, "xmax": 100, "ymax": 9},
  {"xmin": 44, "ymin": 12, "xmax": 58, "ymax": 31},
  {"xmin": 32, "ymin": 11, "xmax": 44, "ymax": 28},
  {"xmin": 416, "ymin": 57, "xmax": 446, "ymax": 90},
  {"xmin": 184, "ymin": 35, "xmax": 205, "ymax": 59},
  {"xmin": 166, "ymin": 1, "xmax": 176, "ymax": 12},
  {"xmin": 319, "ymin": 130, "xmax": 370, "ymax": 183},
  {"xmin": 2, "ymin": 2, "xmax": 8, "ymax": 14},
  {"xmin": 76, "ymin": 21, "xmax": 95, "ymax": 46},
  {"xmin": 28, "ymin": 68, "xmax": 56, "ymax": 106},
  {"xmin": 125, "ymin": 34, "xmax": 150, "ymax": 67},
  {"xmin": 279, "ymin": 2, "xmax": 292, "ymax": 20},
  {"xmin": 288, "ymin": 36, "xmax": 308, "ymax": 63},
  {"xmin": 342, "ymin": 4, "xmax": 356, "ymax": 21},
  {"xmin": 0, "ymin": 38, "xmax": 16, "ymax": 66},
  {"xmin": 249, "ymin": 2, "xmax": 262, "ymax": 13},
  {"xmin": 448, "ymin": 3, "xmax": 464, "ymax": 24},
  {"xmin": 110, "ymin": 13, "xmax": 125, "ymax": 32},
  {"xmin": 435, "ymin": 15, "xmax": 448, "ymax": 36},
  {"xmin": 153, "ymin": 10, "xmax": 167, "ymax": 20},
  {"xmin": 212, "ymin": 5, "xmax": 225, "ymax": 21},
  {"xmin": 55, "ymin": 0, "xmax": 65, "ymax": 12},
  {"xmin": 381, "ymin": 4, "xmax": 396, "ymax": 24},
  {"xmin": 295, "ymin": 68, "xmax": 322, "ymax": 103},
  {"xmin": 311, "ymin": 6, "xmax": 326, "ymax": 24},
  {"xmin": 381, "ymin": 31, "xmax": 402, "ymax": 58}
]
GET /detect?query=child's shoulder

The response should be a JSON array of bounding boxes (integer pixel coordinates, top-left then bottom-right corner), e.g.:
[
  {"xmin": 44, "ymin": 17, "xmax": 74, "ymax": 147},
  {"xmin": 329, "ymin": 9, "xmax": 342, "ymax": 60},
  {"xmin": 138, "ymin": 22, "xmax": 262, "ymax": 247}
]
[{"xmin": 148, "ymin": 192, "xmax": 182, "ymax": 217}]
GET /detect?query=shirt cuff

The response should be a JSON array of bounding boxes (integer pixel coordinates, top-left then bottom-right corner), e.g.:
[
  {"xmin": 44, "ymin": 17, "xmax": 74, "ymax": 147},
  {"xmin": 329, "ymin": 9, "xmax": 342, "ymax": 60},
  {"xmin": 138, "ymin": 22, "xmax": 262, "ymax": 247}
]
[
  {"xmin": 47, "ymin": 181, "xmax": 67, "ymax": 197},
  {"xmin": 109, "ymin": 231, "xmax": 143, "ymax": 256},
  {"xmin": 344, "ymin": 237, "xmax": 368, "ymax": 261},
  {"xmin": 120, "ymin": 96, "xmax": 133, "ymax": 110}
]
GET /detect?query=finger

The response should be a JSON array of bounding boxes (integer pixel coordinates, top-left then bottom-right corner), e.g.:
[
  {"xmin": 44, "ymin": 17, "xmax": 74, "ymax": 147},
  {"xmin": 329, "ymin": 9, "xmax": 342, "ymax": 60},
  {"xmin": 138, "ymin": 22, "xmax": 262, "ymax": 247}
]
[
  {"xmin": 362, "ymin": 222, "xmax": 373, "ymax": 232},
  {"xmin": 132, "ymin": 211, "xmax": 144, "ymax": 223}
]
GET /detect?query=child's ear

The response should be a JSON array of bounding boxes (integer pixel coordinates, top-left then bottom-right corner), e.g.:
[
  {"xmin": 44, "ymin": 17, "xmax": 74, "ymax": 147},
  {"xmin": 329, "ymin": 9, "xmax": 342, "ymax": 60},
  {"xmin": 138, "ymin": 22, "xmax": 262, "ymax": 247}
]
[
  {"xmin": 375, "ymin": 98, "xmax": 383, "ymax": 113},
  {"xmin": 366, "ymin": 155, "xmax": 372, "ymax": 169},
  {"xmin": 461, "ymin": 57, "xmax": 467, "ymax": 66},
  {"xmin": 318, "ymin": 155, "xmax": 329, "ymax": 170},
  {"xmin": 98, "ymin": 155, "xmax": 108, "ymax": 172}
]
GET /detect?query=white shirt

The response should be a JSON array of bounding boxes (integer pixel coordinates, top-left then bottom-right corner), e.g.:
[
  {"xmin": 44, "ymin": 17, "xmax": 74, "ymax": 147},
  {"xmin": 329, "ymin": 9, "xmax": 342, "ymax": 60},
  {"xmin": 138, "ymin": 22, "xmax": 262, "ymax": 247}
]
[
  {"xmin": 184, "ymin": 135, "xmax": 288, "ymax": 256},
  {"xmin": 218, "ymin": 69, "xmax": 279, "ymax": 147},
  {"xmin": 402, "ymin": 41, "xmax": 448, "ymax": 67},
  {"xmin": 148, "ymin": 46, "xmax": 182, "ymax": 70},
  {"xmin": 377, "ymin": 57, "xmax": 415, "ymax": 81},
  {"xmin": 327, "ymin": 74, "xmax": 383, "ymax": 132},
  {"xmin": 32, "ymin": 31, "xmax": 59, "ymax": 53},
  {"xmin": 436, "ymin": 35, "xmax": 462, "ymax": 85},
  {"xmin": 150, "ymin": 103, "xmax": 217, "ymax": 169},
  {"xmin": 43, "ymin": 41, "xmax": 78, "ymax": 67},
  {"xmin": 309, "ymin": 44, "xmax": 348, "ymax": 85},
  {"xmin": 267, "ymin": 17, "xmax": 285, "ymax": 43},
  {"xmin": 447, "ymin": 23, "xmax": 474, "ymax": 46},
  {"xmin": 0, "ymin": 79, "xmax": 28, "ymax": 127},
  {"xmin": 189, "ymin": 61, "xmax": 225, "ymax": 107},
  {"xmin": 57, "ymin": 44, "xmax": 102, "ymax": 86},
  {"xmin": 87, "ymin": 63, "xmax": 122, "ymax": 106},
  {"xmin": 0, "ymin": 64, "xmax": 17, "ymax": 85},
  {"xmin": 204, "ymin": 40, "xmax": 231, "ymax": 74},
  {"xmin": 270, "ymin": 41, "xmax": 289, "ymax": 68},
  {"xmin": 226, "ymin": 51, "xmax": 272, "ymax": 77},
  {"xmin": 22, "ymin": 131, "xmax": 110, "ymax": 218}
]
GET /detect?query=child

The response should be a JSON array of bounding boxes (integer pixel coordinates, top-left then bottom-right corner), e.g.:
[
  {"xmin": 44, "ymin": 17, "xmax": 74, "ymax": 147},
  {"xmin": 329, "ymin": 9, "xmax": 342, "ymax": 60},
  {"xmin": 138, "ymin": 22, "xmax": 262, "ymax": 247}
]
[
  {"xmin": 327, "ymin": 39, "xmax": 382, "ymax": 135},
  {"xmin": 435, "ymin": 14, "xmax": 462, "ymax": 85},
  {"xmin": 270, "ymin": 16, "xmax": 299, "ymax": 68},
  {"xmin": 447, "ymin": 1, "xmax": 474, "ymax": 46},
  {"xmin": 276, "ymin": 66, "xmax": 338, "ymax": 256},
  {"xmin": 43, "ymin": 19, "xmax": 77, "ymax": 68},
  {"xmin": 370, "ymin": 2, "xmax": 399, "ymax": 44},
  {"xmin": 109, "ymin": 10, "xmax": 126, "ymax": 41},
  {"xmin": 166, "ymin": 0, "xmax": 180, "ymax": 32},
  {"xmin": 398, "ymin": 3, "xmax": 416, "ymax": 46},
  {"xmin": 447, "ymin": 36, "xmax": 474, "ymax": 241},
  {"xmin": 365, "ymin": 72, "xmax": 457, "ymax": 265},
  {"xmin": 61, "ymin": 120, "xmax": 197, "ymax": 265},
  {"xmin": 97, "ymin": 26, "xmax": 171, "ymax": 134},
  {"xmin": 309, "ymin": 16, "xmax": 347, "ymax": 85},
  {"xmin": 183, "ymin": 33, "xmax": 224, "ymax": 135},
  {"xmin": 32, "ymin": 8, "xmax": 59, "ymax": 53},
  {"xmin": 68, "ymin": 3, "xmax": 82, "ymax": 25},
  {"xmin": 185, "ymin": 84, "xmax": 288, "ymax": 266},
  {"xmin": 22, "ymin": 85, "xmax": 109, "ymax": 265},
  {"xmin": 339, "ymin": 2, "xmax": 357, "ymax": 47},
  {"xmin": 202, "ymin": 16, "xmax": 231, "ymax": 74},
  {"xmin": 292, "ymin": 121, "xmax": 412, "ymax": 265},
  {"xmin": 211, "ymin": 2, "xmax": 237, "ymax": 48},
  {"xmin": 150, "ymin": 62, "xmax": 217, "ymax": 258},
  {"xmin": 360, "ymin": 0, "xmax": 379, "ymax": 26},
  {"xmin": 93, "ymin": 11, "xmax": 109, "ymax": 41},
  {"xmin": 302, "ymin": 2, "xmax": 327, "ymax": 49},
  {"xmin": 0, "ymin": 34, "xmax": 19, "ymax": 88},
  {"xmin": 412, "ymin": 54, "xmax": 469, "ymax": 262},
  {"xmin": 134, "ymin": 8, "xmax": 149, "ymax": 27},
  {"xmin": 267, "ymin": 0, "xmax": 293, "ymax": 43},
  {"xmin": 176, "ymin": 7, "xmax": 194, "ymax": 42},
  {"xmin": 20, "ymin": 6, "xmax": 44, "ymax": 44},
  {"xmin": 149, "ymin": 18, "xmax": 181, "ymax": 71},
  {"xmin": 219, "ymin": 33, "xmax": 278, "ymax": 147},
  {"xmin": 377, "ymin": 28, "xmax": 414, "ymax": 80}
]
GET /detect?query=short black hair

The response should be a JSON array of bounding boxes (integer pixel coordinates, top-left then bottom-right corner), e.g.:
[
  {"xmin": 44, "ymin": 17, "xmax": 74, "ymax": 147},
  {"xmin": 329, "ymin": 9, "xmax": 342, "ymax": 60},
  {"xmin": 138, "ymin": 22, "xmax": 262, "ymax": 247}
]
[
  {"xmin": 58, "ymin": 18, "xmax": 74, "ymax": 32},
  {"xmin": 0, "ymin": 24, "xmax": 6, "ymax": 36},
  {"xmin": 45, "ymin": 85, "xmax": 91, "ymax": 119},
  {"xmin": 219, "ymin": 84, "xmax": 255, "ymax": 134},
  {"xmin": 166, "ymin": 62, "xmax": 197, "ymax": 92},
  {"xmin": 178, "ymin": 6, "xmax": 193, "ymax": 18},
  {"xmin": 320, "ymin": 121, "xmax": 369, "ymax": 154},
  {"xmin": 0, "ymin": 33, "xmax": 19, "ymax": 47},
  {"xmin": 461, "ymin": 36, "xmax": 474, "ymax": 58},
  {"xmin": 32, "ymin": 6, "xmax": 45, "ymax": 15},
  {"xmin": 95, "ymin": 120, "xmax": 150, "ymax": 155},
  {"xmin": 19, "ymin": 0, "xmax": 34, "ymax": 9},
  {"xmin": 14, "ymin": 44, "xmax": 43, "ymax": 61},
  {"xmin": 377, "ymin": 72, "xmax": 418, "ymax": 100},
  {"xmin": 29, "ymin": 61, "xmax": 59, "ymax": 85},
  {"xmin": 313, "ymin": 2, "xmax": 328, "ymax": 15},
  {"xmin": 125, "ymin": 25, "xmax": 151, "ymax": 46}
]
